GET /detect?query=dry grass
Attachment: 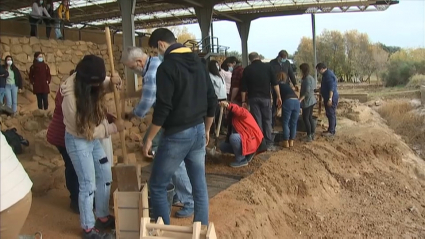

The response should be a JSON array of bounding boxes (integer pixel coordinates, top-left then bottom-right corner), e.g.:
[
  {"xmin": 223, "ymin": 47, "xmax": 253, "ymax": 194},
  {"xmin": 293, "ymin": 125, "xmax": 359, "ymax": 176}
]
[{"xmin": 377, "ymin": 100, "xmax": 425, "ymax": 156}]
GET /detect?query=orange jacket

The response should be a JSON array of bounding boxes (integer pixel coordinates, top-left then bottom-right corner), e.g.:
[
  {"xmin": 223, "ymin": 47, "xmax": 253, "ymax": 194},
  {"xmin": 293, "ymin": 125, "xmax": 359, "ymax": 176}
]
[{"xmin": 227, "ymin": 103, "xmax": 263, "ymax": 155}]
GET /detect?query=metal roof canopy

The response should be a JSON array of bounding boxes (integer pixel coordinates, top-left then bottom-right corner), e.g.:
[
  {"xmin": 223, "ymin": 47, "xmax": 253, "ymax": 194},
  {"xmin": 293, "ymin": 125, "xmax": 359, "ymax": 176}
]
[
  {"xmin": 0, "ymin": 0, "xmax": 398, "ymax": 92},
  {"xmin": 0, "ymin": 0, "xmax": 398, "ymax": 31}
]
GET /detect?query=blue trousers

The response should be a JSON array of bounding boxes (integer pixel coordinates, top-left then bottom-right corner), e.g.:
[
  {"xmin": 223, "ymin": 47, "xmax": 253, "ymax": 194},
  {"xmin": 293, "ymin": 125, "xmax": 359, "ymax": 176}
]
[
  {"xmin": 325, "ymin": 97, "xmax": 338, "ymax": 134},
  {"xmin": 282, "ymin": 99, "xmax": 300, "ymax": 140},
  {"xmin": 149, "ymin": 123, "xmax": 208, "ymax": 225}
]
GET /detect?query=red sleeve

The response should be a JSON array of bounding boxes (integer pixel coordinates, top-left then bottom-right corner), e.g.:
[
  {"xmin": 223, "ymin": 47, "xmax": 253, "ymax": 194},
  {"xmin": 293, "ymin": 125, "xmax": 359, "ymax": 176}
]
[
  {"xmin": 29, "ymin": 65, "xmax": 34, "ymax": 84},
  {"xmin": 228, "ymin": 103, "xmax": 248, "ymax": 119}
]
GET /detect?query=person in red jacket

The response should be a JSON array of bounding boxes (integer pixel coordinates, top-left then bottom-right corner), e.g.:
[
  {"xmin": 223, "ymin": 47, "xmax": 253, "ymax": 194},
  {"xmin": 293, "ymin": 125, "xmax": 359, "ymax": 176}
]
[
  {"xmin": 29, "ymin": 52, "xmax": 51, "ymax": 110},
  {"xmin": 219, "ymin": 101, "xmax": 266, "ymax": 168},
  {"xmin": 46, "ymin": 69, "xmax": 79, "ymax": 213}
]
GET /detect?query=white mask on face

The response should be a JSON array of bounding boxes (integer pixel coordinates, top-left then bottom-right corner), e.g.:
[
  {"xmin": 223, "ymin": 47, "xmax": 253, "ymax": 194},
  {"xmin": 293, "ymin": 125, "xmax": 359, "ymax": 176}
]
[{"xmin": 6, "ymin": 60, "xmax": 12, "ymax": 65}]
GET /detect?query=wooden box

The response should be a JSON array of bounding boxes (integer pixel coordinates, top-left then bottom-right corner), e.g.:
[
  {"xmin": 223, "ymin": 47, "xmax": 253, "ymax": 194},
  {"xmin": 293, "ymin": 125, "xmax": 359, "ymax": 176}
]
[{"xmin": 114, "ymin": 183, "xmax": 149, "ymax": 239}]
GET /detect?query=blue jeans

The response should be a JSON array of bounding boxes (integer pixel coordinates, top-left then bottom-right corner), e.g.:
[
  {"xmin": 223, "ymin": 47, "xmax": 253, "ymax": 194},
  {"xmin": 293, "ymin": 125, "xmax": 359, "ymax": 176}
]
[
  {"xmin": 4, "ymin": 84, "xmax": 18, "ymax": 113},
  {"xmin": 0, "ymin": 88, "xmax": 5, "ymax": 105},
  {"xmin": 149, "ymin": 123, "xmax": 208, "ymax": 225},
  {"xmin": 220, "ymin": 133, "xmax": 245, "ymax": 162},
  {"xmin": 282, "ymin": 98, "xmax": 300, "ymax": 140},
  {"xmin": 325, "ymin": 97, "xmax": 338, "ymax": 134},
  {"xmin": 65, "ymin": 132, "xmax": 112, "ymax": 230},
  {"xmin": 143, "ymin": 125, "xmax": 194, "ymax": 209}
]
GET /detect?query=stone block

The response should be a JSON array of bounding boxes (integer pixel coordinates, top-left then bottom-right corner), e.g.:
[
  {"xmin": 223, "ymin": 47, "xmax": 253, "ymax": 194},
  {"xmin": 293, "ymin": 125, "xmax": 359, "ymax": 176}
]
[
  {"xmin": 29, "ymin": 37, "xmax": 40, "ymax": 45},
  {"xmin": 58, "ymin": 62, "xmax": 75, "ymax": 75},
  {"xmin": 22, "ymin": 44, "xmax": 33, "ymax": 55}
]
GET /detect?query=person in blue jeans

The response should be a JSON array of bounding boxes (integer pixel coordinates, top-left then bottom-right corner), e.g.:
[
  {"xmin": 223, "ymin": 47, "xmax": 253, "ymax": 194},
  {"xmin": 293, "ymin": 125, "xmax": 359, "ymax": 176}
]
[
  {"xmin": 277, "ymin": 72, "xmax": 300, "ymax": 148},
  {"xmin": 0, "ymin": 63, "xmax": 9, "ymax": 105},
  {"xmin": 122, "ymin": 46, "xmax": 195, "ymax": 218},
  {"xmin": 3, "ymin": 56, "xmax": 23, "ymax": 114},
  {"xmin": 61, "ymin": 55, "xmax": 124, "ymax": 239},
  {"xmin": 143, "ymin": 28, "xmax": 217, "ymax": 225},
  {"xmin": 316, "ymin": 63, "xmax": 339, "ymax": 137}
]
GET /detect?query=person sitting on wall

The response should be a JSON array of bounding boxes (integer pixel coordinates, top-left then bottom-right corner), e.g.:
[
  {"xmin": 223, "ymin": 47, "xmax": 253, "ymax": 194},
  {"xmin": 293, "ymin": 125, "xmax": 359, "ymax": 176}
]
[{"xmin": 219, "ymin": 100, "xmax": 267, "ymax": 168}]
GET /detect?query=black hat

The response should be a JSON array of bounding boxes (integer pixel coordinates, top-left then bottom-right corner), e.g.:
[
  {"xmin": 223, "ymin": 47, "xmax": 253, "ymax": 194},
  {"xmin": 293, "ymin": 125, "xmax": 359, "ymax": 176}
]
[{"xmin": 76, "ymin": 55, "xmax": 106, "ymax": 84}]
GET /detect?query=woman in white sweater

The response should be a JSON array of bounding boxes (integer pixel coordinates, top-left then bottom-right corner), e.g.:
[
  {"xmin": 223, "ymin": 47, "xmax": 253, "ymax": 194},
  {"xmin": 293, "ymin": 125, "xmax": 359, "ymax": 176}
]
[
  {"xmin": 208, "ymin": 60, "xmax": 227, "ymax": 101},
  {"xmin": 208, "ymin": 60, "xmax": 227, "ymax": 134},
  {"xmin": 29, "ymin": 0, "xmax": 51, "ymax": 37},
  {"xmin": 0, "ymin": 132, "xmax": 33, "ymax": 238}
]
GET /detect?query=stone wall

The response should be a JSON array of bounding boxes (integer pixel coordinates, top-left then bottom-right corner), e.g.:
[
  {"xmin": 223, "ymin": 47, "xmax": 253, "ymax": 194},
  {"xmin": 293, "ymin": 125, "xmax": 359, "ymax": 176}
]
[{"xmin": 0, "ymin": 36, "xmax": 133, "ymax": 114}]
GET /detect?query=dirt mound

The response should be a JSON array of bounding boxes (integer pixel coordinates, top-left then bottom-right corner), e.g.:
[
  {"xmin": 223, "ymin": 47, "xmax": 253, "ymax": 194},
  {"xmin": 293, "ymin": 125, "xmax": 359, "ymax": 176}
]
[{"xmin": 207, "ymin": 105, "xmax": 425, "ymax": 238}]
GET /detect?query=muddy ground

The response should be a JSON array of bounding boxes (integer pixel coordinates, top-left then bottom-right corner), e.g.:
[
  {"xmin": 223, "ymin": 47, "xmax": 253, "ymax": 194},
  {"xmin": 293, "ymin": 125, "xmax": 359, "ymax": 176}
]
[{"xmin": 4, "ymin": 99, "xmax": 425, "ymax": 238}]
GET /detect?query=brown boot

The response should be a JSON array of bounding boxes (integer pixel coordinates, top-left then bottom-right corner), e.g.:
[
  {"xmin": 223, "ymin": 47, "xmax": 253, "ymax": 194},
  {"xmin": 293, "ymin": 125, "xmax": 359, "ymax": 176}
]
[
  {"xmin": 282, "ymin": 140, "xmax": 289, "ymax": 148},
  {"xmin": 289, "ymin": 140, "xmax": 294, "ymax": 147}
]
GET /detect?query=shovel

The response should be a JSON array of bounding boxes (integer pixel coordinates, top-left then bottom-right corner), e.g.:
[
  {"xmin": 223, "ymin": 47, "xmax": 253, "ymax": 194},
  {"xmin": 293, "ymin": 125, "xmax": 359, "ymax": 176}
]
[
  {"xmin": 206, "ymin": 105, "xmax": 224, "ymax": 159},
  {"xmin": 105, "ymin": 26, "xmax": 140, "ymax": 192}
]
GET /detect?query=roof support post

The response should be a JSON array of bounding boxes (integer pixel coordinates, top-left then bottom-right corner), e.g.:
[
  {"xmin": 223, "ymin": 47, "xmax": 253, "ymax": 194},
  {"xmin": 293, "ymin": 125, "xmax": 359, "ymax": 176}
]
[
  {"xmin": 195, "ymin": 3, "xmax": 213, "ymax": 53},
  {"xmin": 311, "ymin": 13, "xmax": 317, "ymax": 81},
  {"xmin": 119, "ymin": 0, "xmax": 137, "ymax": 96},
  {"xmin": 236, "ymin": 20, "xmax": 251, "ymax": 67}
]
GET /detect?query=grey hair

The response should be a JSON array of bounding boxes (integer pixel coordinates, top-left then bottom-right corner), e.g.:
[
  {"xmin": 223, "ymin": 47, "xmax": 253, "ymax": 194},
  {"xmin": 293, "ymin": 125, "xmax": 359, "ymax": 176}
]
[{"xmin": 121, "ymin": 46, "xmax": 147, "ymax": 63}]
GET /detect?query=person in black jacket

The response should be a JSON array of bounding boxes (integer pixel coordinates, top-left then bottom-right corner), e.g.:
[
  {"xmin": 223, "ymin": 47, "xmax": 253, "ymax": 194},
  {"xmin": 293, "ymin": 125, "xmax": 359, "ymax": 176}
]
[
  {"xmin": 0, "ymin": 63, "xmax": 9, "ymax": 106},
  {"xmin": 3, "ymin": 56, "xmax": 23, "ymax": 113},
  {"xmin": 143, "ymin": 28, "xmax": 217, "ymax": 226},
  {"xmin": 241, "ymin": 52, "xmax": 282, "ymax": 150},
  {"xmin": 269, "ymin": 50, "xmax": 297, "ymax": 87}
]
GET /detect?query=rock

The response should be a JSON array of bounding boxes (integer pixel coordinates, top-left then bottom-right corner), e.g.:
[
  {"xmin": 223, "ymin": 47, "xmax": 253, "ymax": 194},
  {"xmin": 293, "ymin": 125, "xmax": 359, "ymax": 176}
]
[
  {"xmin": 129, "ymin": 132, "xmax": 142, "ymax": 142},
  {"xmin": 34, "ymin": 138, "xmax": 57, "ymax": 157},
  {"xmin": 29, "ymin": 37, "xmax": 39, "ymax": 45},
  {"xmin": 35, "ymin": 129, "xmax": 48, "ymax": 138},
  {"xmin": 124, "ymin": 121, "xmax": 133, "ymax": 130},
  {"xmin": 78, "ymin": 44, "xmax": 88, "ymax": 51},
  {"xmin": 130, "ymin": 117, "xmax": 141, "ymax": 127},
  {"xmin": 29, "ymin": 172, "xmax": 54, "ymax": 196},
  {"xmin": 51, "ymin": 157, "xmax": 65, "ymax": 167},
  {"xmin": 2, "ymin": 44, "xmax": 10, "ymax": 52},
  {"xmin": 24, "ymin": 120, "xmax": 39, "ymax": 131},
  {"xmin": 51, "ymin": 76, "xmax": 61, "ymax": 85},
  {"xmin": 32, "ymin": 156, "xmax": 42, "ymax": 161},
  {"xmin": 10, "ymin": 45, "xmax": 23, "ymax": 54},
  {"xmin": 14, "ymin": 53, "xmax": 28, "ymax": 64},
  {"xmin": 46, "ymin": 53, "xmax": 55, "ymax": 63},
  {"xmin": 71, "ymin": 55, "xmax": 81, "ymax": 64},
  {"xmin": 56, "ymin": 49, "xmax": 63, "ymax": 57},
  {"xmin": 10, "ymin": 37, "xmax": 20, "ymax": 45},
  {"xmin": 32, "ymin": 44, "xmax": 42, "ymax": 52},
  {"xmin": 4, "ymin": 117, "xmax": 19, "ymax": 128},
  {"xmin": 20, "ymin": 37, "xmax": 30, "ymax": 44},
  {"xmin": 52, "ymin": 167, "xmax": 66, "ymax": 189},
  {"xmin": 22, "ymin": 44, "xmax": 33, "ymax": 55},
  {"xmin": 40, "ymin": 39, "xmax": 51, "ymax": 46},
  {"xmin": 144, "ymin": 115, "xmax": 153, "ymax": 125},
  {"xmin": 63, "ymin": 40, "xmax": 75, "ymax": 46},
  {"xmin": 58, "ymin": 62, "xmax": 75, "ymax": 75},
  {"xmin": 0, "ymin": 36, "xmax": 10, "ymax": 44},
  {"xmin": 32, "ymin": 109, "xmax": 45, "ymax": 118},
  {"xmin": 139, "ymin": 122, "xmax": 147, "ymax": 133}
]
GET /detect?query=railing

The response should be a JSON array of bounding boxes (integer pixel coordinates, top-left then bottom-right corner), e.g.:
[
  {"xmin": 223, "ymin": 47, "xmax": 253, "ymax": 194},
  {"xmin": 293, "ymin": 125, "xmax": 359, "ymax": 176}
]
[
  {"xmin": 0, "ymin": 10, "xmax": 147, "ymax": 46},
  {"xmin": 183, "ymin": 36, "xmax": 230, "ymax": 57}
]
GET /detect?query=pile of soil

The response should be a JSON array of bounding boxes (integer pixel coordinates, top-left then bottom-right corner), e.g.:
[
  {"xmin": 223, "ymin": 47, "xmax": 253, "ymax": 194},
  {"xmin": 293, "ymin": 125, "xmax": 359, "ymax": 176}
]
[{"xmin": 11, "ymin": 100, "xmax": 425, "ymax": 238}]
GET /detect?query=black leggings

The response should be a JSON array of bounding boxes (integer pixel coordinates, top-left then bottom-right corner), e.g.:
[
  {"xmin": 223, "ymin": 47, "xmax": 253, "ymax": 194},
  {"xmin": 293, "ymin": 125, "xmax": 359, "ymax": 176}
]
[
  {"xmin": 36, "ymin": 93, "xmax": 49, "ymax": 110},
  {"xmin": 29, "ymin": 16, "xmax": 40, "ymax": 37},
  {"xmin": 302, "ymin": 104, "xmax": 316, "ymax": 135}
]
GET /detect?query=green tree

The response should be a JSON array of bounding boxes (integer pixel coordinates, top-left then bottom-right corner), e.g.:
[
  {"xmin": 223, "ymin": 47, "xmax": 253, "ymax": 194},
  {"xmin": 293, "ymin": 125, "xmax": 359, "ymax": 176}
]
[{"xmin": 293, "ymin": 37, "xmax": 314, "ymax": 70}]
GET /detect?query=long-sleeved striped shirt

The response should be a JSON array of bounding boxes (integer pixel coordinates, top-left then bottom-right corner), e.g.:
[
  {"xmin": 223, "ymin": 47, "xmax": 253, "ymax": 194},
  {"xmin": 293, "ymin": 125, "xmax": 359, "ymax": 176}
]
[{"xmin": 133, "ymin": 56, "xmax": 161, "ymax": 118}]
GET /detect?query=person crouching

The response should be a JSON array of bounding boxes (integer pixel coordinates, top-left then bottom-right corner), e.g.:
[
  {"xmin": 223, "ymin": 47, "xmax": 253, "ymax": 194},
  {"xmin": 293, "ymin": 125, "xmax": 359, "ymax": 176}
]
[{"xmin": 219, "ymin": 100, "xmax": 266, "ymax": 168}]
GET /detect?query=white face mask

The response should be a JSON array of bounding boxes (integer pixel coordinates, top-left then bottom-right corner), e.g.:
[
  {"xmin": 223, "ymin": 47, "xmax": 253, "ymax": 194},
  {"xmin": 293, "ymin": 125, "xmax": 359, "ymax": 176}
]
[{"xmin": 6, "ymin": 60, "xmax": 12, "ymax": 65}]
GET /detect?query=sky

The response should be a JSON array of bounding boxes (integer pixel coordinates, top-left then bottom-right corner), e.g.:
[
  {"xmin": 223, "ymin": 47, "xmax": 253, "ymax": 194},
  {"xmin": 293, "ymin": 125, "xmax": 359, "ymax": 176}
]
[{"xmin": 181, "ymin": 0, "xmax": 425, "ymax": 59}]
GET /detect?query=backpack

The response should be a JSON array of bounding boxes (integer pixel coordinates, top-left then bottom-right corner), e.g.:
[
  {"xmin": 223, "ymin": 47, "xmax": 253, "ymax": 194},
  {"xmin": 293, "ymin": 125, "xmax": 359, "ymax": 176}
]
[{"xmin": 1, "ymin": 128, "xmax": 29, "ymax": 155}]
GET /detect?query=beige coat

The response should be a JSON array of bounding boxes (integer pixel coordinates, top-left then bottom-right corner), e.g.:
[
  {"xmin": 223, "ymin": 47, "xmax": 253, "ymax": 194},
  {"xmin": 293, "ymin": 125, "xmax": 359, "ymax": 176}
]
[{"xmin": 61, "ymin": 73, "xmax": 114, "ymax": 139}]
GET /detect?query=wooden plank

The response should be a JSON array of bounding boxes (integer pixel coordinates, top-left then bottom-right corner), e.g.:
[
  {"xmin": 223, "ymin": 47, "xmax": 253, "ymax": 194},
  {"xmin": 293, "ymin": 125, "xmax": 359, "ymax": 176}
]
[
  {"xmin": 140, "ymin": 217, "xmax": 150, "ymax": 238},
  {"xmin": 206, "ymin": 223, "xmax": 217, "ymax": 239},
  {"xmin": 116, "ymin": 190, "xmax": 143, "ymax": 239},
  {"xmin": 192, "ymin": 222, "xmax": 201, "ymax": 239},
  {"xmin": 141, "ymin": 183, "xmax": 149, "ymax": 218},
  {"xmin": 114, "ymin": 163, "xmax": 141, "ymax": 192},
  {"xmin": 114, "ymin": 190, "xmax": 121, "ymax": 239}
]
